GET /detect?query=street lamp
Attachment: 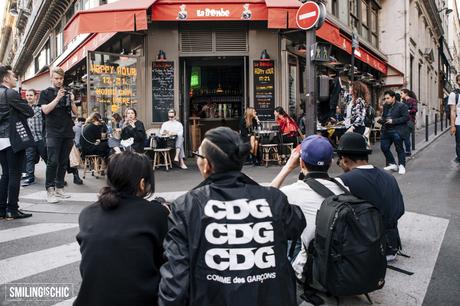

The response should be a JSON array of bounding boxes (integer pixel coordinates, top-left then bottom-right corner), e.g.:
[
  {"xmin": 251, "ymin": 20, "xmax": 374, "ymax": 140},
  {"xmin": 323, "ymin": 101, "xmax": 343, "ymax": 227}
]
[{"xmin": 438, "ymin": 7, "xmax": 453, "ymax": 14}]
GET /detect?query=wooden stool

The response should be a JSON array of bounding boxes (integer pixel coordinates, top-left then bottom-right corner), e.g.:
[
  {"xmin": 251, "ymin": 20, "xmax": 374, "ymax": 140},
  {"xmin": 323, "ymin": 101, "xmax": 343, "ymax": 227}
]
[
  {"xmin": 279, "ymin": 143, "xmax": 294, "ymax": 164},
  {"xmin": 153, "ymin": 148, "xmax": 173, "ymax": 171},
  {"xmin": 82, "ymin": 155, "xmax": 105, "ymax": 179},
  {"xmin": 260, "ymin": 144, "xmax": 281, "ymax": 167}
]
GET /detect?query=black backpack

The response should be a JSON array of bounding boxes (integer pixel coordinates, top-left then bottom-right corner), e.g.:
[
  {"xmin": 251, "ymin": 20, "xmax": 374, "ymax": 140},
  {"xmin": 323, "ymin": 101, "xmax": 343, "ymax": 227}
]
[
  {"xmin": 302, "ymin": 177, "xmax": 387, "ymax": 302},
  {"xmin": 364, "ymin": 105, "xmax": 376, "ymax": 128}
]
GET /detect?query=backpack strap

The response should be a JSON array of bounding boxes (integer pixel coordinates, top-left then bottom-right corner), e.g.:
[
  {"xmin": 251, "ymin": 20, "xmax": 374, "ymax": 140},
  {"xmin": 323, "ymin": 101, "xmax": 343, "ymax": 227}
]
[{"xmin": 304, "ymin": 178, "xmax": 335, "ymax": 198}]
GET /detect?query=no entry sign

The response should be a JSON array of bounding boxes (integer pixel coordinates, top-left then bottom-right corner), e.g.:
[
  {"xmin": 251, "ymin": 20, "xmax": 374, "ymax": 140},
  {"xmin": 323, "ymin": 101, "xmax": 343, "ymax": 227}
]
[{"xmin": 296, "ymin": 1, "xmax": 321, "ymax": 30}]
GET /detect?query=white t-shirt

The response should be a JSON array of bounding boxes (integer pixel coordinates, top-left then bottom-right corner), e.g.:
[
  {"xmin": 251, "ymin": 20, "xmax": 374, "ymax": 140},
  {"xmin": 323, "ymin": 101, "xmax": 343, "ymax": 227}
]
[
  {"xmin": 281, "ymin": 179, "xmax": 346, "ymax": 249},
  {"xmin": 448, "ymin": 92, "xmax": 460, "ymax": 126},
  {"xmin": 0, "ymin": 138, "xmax": 11, "ymax": 151},
  {"xmin": 160, "ymin": 120, "xmax": 183, "ymax": 137}
]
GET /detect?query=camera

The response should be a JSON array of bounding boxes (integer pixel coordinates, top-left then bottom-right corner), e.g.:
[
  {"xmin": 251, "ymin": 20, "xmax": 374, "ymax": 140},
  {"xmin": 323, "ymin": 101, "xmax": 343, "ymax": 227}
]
[{"xmin": 56, "ymin": 87, "xmax": 71, "ymax": 108}]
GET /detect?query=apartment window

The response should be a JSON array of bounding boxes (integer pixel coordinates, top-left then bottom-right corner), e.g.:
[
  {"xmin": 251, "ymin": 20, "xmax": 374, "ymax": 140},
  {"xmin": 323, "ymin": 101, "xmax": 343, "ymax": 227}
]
[
  {"xmin": 370, "ymin": 7, "xmax": 378, "ymax": 47},
  {"xmin": 331, "ymin": 0, "xmax": 338, "ymax": 16},
  {"xmin": 55, "ymin": 21, "xmax": 64, "ymax": 57},
  {"xmin": 361, "ymin": 0, "xmax": 369, "ymax": 40},
  {"xmin": 34, "ymin": 40, "xmax": 51, "ymax": 73},
  {"xmin": 349, "ymin": 0, "xmax": 360, "ymax": 32},
  {"xmin": 410, "ymin": 54, "xmax": 414, "ymax": 91},
  {"xmin": 348, "ymin": 0, "xmax": 379, "ymax": 47},
  {"xmin": 418, "ymin": 63, "xmax": 422, "ymax": 101}
]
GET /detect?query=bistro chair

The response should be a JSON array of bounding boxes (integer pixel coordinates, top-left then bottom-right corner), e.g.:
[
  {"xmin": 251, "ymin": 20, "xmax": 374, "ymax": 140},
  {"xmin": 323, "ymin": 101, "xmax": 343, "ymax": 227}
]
[
  {"xmin": 82, "ymin": 155, "xmax": 106, "ymax": 179},
  {"xmin": 278, "ymin": 142, "xmax": 294, "ymax": 164},
  {"xmin": 260, "ymin": 144, "xmax": 281, "ymax": 167}
]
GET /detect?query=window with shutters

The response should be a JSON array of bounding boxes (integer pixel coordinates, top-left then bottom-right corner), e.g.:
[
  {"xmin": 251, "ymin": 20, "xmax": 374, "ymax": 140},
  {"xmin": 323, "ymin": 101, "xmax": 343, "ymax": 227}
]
[{"xmin": 180, "ymin": 24, "xmax": 248, "ymax": 54}]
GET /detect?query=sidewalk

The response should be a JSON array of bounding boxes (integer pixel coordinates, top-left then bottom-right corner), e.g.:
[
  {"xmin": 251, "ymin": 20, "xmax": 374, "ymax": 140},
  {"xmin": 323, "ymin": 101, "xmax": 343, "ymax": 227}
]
[{"xmin": 13, "ymin": 122, "xmax": 449, "ymax": 203}]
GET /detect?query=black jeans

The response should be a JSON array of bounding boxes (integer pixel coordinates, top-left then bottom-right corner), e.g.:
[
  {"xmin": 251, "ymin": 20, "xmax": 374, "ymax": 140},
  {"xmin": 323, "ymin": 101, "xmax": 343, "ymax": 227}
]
[
  {"xmin": 381, "ymin": 129, "xmax": 406, "ymax": 166},
  {"xmin": 24, "ymin": 140, "xmax": 47, "ymax": 179},
  {"xmin": 0, "ymin": 147, "xmax": 25, "ymax": 211},
  {"xmin": 45, "ymin": 137, "xmax": 73, "ymax": 189},
  {"xmin": 403, "ymin": 121, "xmax": 415, "ymax": 154},
  {"xmin": 456, "ymin": 125, "xmax": 460, "ymax": 161}
]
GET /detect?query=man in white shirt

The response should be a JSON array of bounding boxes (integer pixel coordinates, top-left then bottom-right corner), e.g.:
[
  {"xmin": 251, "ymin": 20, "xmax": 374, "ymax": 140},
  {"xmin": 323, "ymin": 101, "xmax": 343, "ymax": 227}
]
[
  {"xmin": 271, "ymin": 135, "xmax": 346, "ymax": 278},
  {"xmin": 448, "ymin": 75, "xmax": 460, "ymax": 163},
  {"xmin": 160, "ymin": 109, "xmax": 187, "ymax": 169}
]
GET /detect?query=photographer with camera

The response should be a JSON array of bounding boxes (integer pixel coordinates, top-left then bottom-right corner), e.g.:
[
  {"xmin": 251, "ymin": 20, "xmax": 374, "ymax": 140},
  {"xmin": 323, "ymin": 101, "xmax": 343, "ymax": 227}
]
[{"xmin": 39, "ymin": 67, "xmax": 78, "ymax": 203}]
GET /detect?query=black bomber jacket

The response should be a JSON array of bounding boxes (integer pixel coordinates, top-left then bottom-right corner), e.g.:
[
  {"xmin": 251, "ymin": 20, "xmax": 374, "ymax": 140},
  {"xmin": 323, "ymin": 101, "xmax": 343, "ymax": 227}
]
[
  {"xmin": 158, "ymin": 171, "xmax": 306, "ymax": 306},
  {"xmin": 0, "ymin": 85, "xmax": 33, "ymax": 138}
]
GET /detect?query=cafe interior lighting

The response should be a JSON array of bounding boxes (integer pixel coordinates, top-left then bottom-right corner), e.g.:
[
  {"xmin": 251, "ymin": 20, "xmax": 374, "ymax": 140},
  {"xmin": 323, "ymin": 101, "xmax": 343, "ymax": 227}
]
[
  {"xmin": 260, "ymin": 49, "xmax": 270, "ymax": 60},
  {"xmin": 157, "ymin": 50, "xmax": 167, "ymax": 61}
]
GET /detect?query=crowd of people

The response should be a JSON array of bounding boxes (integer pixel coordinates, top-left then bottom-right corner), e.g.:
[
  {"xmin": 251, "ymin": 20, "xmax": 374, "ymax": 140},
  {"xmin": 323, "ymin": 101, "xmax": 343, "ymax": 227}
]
[
  {"xmin": 0, "ymin": 65, "xmax": 189, "ymax": 219},
  {"xmin": 71, "ymin": 126, "xmax": 406, "ymax": 306}
]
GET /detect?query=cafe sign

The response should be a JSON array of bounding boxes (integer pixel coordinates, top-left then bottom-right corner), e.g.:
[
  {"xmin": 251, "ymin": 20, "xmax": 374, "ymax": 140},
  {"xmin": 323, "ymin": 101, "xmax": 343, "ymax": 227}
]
[{"xmin": 152, "ymin": 3, "xmax": 268, "ymax": 21}]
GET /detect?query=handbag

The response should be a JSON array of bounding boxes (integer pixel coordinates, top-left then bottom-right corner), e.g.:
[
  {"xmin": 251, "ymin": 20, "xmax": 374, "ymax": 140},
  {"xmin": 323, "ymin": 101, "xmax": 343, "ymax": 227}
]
[
  {"xmin": 7, "ymin": 102, "xmax": 34, "ymax": 153},
  {"xmin": 69, "ymin": 145, "xmax": 82, "ymax": 167}
]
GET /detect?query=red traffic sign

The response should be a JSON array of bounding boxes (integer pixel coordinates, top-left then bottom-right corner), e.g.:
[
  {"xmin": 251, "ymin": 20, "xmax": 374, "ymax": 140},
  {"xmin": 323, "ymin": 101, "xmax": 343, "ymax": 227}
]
[{"xmin": 296, "ymin": 1, "xmax": 321, "ymax": 30}]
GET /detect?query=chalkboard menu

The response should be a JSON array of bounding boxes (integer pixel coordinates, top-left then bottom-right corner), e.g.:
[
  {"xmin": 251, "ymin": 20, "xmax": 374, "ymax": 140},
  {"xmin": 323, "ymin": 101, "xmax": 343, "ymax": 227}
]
[
  {"xmin": 253, "ymin": 60, "xmax": 275, "ymax": 121},
  {"xmin": 152, "ymin": 61, "xmax": 174, "ymax": 122}
]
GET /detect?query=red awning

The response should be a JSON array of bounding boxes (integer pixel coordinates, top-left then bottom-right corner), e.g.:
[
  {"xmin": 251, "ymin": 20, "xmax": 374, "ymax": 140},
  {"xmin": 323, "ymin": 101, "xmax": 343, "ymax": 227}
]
[
  {"xmin": 316, "ymin": 20, "xmax": 387, "ymax": 74},
  {"xmin": 152, "ymin": 0, "xmax": 267, "ymax": 21},
  {"xmin": 59, "ymin": 32, "xmax": 116, "ymax": 71},
  {"xmin": 64, "ymin": 0, "xmax": 157, "ymax": 45}
]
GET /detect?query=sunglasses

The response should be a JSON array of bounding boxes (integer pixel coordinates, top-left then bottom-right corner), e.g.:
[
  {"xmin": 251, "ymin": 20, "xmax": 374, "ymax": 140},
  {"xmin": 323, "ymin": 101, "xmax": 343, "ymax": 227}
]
[{"xmin": 192, "ymin": 151, "xmax": 206, "ymax": 159}]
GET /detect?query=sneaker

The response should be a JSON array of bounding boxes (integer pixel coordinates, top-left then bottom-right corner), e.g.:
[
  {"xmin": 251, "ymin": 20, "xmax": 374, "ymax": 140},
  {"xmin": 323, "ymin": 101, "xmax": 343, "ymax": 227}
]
[
  {"xmin": 405, "ymin": 152, "xmax": 412, "ymax": 157},
  {"xmin": 21, "ymin": 178, "xmax": 35, "ymax": 187},
  {"xmin": 384, "ymin": 164, "xmax": 398, "ymax": 172},
  {"xmin": 46, "ymin": 188, "xmax": 59, "ymax": 203},
  {"xmin": 5, "ymin": 209, "xmax": 32, "ymax": 220},
  {"xmin": 398, "ymin": 165, "xmax": 406, "ymax": 175},
  {"xmin": 180, "ymin": 162, "xmax": 188, "ymax": 170},
  {"xmin": 55, "ymin": 188, "xmax": 71, "ymax": 198}
]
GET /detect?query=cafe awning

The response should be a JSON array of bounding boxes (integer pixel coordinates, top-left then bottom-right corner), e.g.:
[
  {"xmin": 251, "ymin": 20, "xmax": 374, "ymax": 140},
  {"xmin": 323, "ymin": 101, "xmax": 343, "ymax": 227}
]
[
  {"xmin": 64, "ymin": 0, "xmax": 156, "ymax": 45},
  {"xmin": 264, "ymin": 0, "xmax": 299, "ymax": 29}
]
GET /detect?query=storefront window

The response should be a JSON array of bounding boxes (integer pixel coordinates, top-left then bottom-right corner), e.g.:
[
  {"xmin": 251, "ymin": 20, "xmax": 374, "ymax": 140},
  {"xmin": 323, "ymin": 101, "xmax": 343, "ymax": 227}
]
[{"xmin": 87, "ymin": 51, "xmax": 139, "ymax": 122}]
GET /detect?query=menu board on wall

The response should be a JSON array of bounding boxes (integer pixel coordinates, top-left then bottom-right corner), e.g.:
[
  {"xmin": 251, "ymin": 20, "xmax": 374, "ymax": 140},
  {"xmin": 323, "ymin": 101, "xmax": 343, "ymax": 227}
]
[
  {"xmin": 152, "ymin": 61, "xmax": 174, "ymax": 122},
  {"xmin": 253, "ymin": 60, "xmax": 275, "ymax": 121}
]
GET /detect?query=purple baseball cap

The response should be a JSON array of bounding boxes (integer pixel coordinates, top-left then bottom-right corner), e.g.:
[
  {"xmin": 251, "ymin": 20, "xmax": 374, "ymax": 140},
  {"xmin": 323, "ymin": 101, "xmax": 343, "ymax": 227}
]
[{"xmin": 301, "ymin": 135, "xmax": 333, "ymax": 166}]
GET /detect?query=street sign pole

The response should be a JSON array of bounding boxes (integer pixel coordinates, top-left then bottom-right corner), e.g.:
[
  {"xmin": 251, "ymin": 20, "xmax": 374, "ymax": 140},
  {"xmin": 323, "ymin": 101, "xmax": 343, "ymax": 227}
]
[
  {"xmin": 305, "ymin": 29, "xmax": 317, "ymax": 136},
  {"xmin": 297, "ymin": 0, "xmax": 326, "ymax": 136}
]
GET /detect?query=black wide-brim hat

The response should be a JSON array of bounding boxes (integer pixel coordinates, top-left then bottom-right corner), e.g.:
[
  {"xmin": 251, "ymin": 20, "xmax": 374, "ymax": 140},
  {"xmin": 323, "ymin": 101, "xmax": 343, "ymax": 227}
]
[{"xmin": 335, "ymin": 132, "xmax": 372, "ymax": 155}]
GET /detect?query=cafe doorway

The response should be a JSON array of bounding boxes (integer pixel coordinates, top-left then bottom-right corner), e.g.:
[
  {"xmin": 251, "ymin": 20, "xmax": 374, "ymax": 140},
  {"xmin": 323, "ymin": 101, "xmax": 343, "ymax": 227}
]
[{"xmin": 180, "ymin": 56, "xmax": 249, "ymax": 153}]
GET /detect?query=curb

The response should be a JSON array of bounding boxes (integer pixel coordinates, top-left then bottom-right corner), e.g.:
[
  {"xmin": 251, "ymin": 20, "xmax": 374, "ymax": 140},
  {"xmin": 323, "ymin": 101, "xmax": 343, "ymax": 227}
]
[{"xmin": 410, "ymin": 128, "xmax": 450, "ymax": 160}]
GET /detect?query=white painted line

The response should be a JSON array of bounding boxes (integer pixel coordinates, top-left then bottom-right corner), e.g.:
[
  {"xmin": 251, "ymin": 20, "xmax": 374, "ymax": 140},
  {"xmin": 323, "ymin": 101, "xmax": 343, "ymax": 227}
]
[
  {"xmin": 303, "ymin": 211, "xmax": 449, "ymax": 305},
  {"xmin": 0, "ymin": 223, "xmax": 78, "ymax": 243},
  {"xmin": 299, "ymin": 11, "xmax": 317, "ymax": 20},
  {"xmin": 0, "ymin": 242, "xmax": 80, "ymax": 285},
  {"xmin": 52, "ymin": 297, "xmax": 76, "ymax": 306}
]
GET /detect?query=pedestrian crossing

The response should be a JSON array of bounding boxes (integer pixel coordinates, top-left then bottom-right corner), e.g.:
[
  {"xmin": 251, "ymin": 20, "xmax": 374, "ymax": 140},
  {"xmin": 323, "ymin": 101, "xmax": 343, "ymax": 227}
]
[{"xmin": 0, "ymin": 212, "xmax": 450, "ymax": 305}]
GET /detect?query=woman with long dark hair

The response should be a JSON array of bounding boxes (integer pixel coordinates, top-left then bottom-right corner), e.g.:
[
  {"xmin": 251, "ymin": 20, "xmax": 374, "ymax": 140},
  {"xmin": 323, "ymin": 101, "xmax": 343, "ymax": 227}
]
[
  {"xmin": 75, "ymin": 151, "xmax": 168, "ymax": 306},
  {"xmin": 274, "ymin": 106, "xmax": 300, "ymax": 145},
  {"xmin": 158, "ymin": 127, "xmax": 305, "ymax": 306},
  {"xmin": 400, "ymin": 88, "xmax": 418, "ymax": 156},
  {"xmin": 347, "ymin": 81, "xmax": 370, "ymax": 135},
  {"xmin": 80, "ymin": 112, "xmax": 110, "ymax": 158},
  {"xmin": 121, "ymin": 107, "xmax": 146, "ymax": 153}
]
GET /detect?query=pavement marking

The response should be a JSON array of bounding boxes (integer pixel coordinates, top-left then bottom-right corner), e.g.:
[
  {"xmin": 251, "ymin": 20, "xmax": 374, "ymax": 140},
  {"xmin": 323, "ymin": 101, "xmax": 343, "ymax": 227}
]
[
  {"xmin": 0, "ymin": 242, "xmax": 80, "ymax": 285},
  {"xmin": 299, "ymin": 211, "xmax": 449, "ymax": 305},
  {"xmin": 0, "ymin": 223, "xmax": 78, "ymax": 243},
  {"xmin": 21, "ymin": 186, "xmax": 272, "ymax": 203},
  {"xmin": 51, "ymin": 297, "xmax": 76, "ymax": 306}
]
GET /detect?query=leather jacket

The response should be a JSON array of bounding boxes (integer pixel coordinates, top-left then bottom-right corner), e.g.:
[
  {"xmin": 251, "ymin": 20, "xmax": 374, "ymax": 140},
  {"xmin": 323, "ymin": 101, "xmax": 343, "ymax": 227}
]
[
  {"xmin": 0, "ymin": 85, "xmax": 33, "ymax": 138},
  {"xmin": 159, "ymin": 171, "xmax": 306, "ymax": 306}
]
